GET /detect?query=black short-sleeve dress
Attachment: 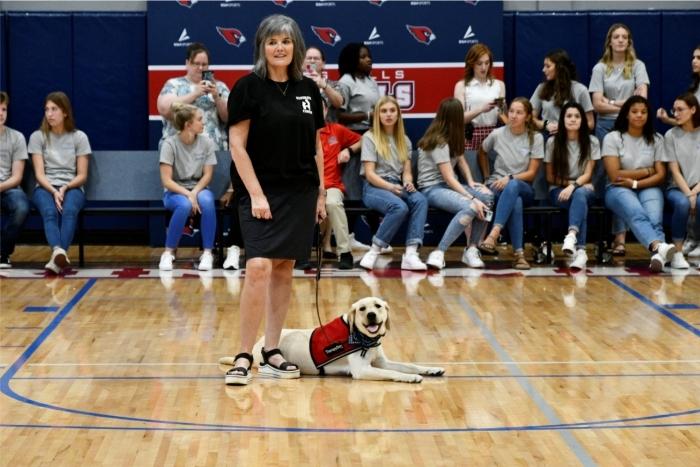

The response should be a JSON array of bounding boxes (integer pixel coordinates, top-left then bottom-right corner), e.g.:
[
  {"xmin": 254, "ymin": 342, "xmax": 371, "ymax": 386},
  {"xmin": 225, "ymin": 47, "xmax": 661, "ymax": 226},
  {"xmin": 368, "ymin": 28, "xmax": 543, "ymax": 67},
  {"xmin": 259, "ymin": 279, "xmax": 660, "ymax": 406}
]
[{"xmin": 228, "ymin": 73, "xmax": 325, "ymax": 260}]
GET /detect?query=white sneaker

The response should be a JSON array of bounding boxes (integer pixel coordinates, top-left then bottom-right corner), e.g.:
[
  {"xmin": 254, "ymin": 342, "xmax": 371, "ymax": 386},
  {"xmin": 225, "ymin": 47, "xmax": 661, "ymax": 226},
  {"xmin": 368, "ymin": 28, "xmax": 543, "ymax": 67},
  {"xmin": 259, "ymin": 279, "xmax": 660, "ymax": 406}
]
[
  {"xmin": 53, "ymin": 247, "xmax": 69, "ymax": 269},
  {"xmin": 401, "ymin": 251, "xmax": 427, "ymax": 271},
  {"xmin": 649, "ymin": 243, "xmax": 676, "ymax": 273},
  {"xmin": 562, "ymin": 233, "xmax": 577, "ymax": 256},
  {"xmin": 426, "ymin": 250, "xmax": 445, "ymax": 270},
  {"xmin": 159, "ymin": 251, "xmax": 175, "ymax": 271},
  {"xmin": 682, "ymin": 239, "xmax": 697, "ymax": 255},
  {"xmin": 44, "ymin": 256, "xmax": 61, "ymax": 274},
  {"xmin": 223, "ymin": 245, "xmax": 240, "ymax": 270},
  {"xmin": 380, "ymin": 245, "xmax": 393, "ymax": 254},
  {"xmin": 670, "ymin": 251, "xmax": 689, "ymax": 269},
  {"xmin": 570, "ymin": 249, "xmax": 588, "ymax": 270},
  {"xmin": 688, "ymin": 245, "xmax": 700, "ymax": 258},
  {"xmin": 198, "ymin": 251, "xmax": 214, "ymax": 271},
  {"xmin": 462, "ymin": 246, "xmax": 485, "ymax": 269},
  {"xmin": 350, "ymin": 233, "xmax": 371, "ymax": 251},
  {"xmin": 359, "ymin": 249, "xmax": 380, "ymax": 270}
]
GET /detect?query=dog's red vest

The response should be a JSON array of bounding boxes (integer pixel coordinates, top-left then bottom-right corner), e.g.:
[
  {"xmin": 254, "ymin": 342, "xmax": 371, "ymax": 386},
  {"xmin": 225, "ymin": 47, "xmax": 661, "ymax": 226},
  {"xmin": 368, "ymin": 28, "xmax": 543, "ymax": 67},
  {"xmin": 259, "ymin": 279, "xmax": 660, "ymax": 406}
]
[{"xmin": 309, "ymin": 316, "xmax": 363, "ymax": 369}]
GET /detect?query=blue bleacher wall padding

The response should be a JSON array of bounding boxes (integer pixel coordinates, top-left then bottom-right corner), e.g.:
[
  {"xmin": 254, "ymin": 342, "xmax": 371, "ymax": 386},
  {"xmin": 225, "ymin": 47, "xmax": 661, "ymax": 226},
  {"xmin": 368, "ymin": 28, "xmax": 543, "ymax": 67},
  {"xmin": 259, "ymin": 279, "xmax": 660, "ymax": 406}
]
[
  {"xmin": 72, "ymin": 13, "xmax": 147, "ymax": 150},
  {"xmin": 0, "ymin": 13, "xmax": 6, "ymax": 91},
  {"xmin": 660, "ymin": 12, "xmax": 700, "ymax": 112}
]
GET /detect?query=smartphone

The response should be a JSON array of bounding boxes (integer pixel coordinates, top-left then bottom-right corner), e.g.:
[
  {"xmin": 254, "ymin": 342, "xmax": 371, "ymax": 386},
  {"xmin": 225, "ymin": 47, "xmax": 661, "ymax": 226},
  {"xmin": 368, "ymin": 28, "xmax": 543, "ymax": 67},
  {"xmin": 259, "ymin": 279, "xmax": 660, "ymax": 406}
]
[
  {"xmin": 493, "ymin": 97, "xmax": 505, "ymax": 106},
  {"xmin": 483, "ymin": 208, "xmax": 493, "ymax": 222},
  {"xmin": 309, "ymin": 63, "xmax": 318, "ymax": 72},
  {"xmin": 201, "ymin": 70, "xmax": 214, "ymax": 84}
]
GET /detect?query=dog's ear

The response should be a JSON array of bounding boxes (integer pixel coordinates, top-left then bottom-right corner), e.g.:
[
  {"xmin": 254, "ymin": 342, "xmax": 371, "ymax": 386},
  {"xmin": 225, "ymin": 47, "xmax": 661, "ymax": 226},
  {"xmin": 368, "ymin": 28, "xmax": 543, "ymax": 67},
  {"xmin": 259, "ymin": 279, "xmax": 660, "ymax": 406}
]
[
  {"xmin": 347, "ymin": 303, "xmax": 358, "ymax": 334},
  {"xmin": 383, "ymin": 301, "xmax": 390, "ymax": 330}
]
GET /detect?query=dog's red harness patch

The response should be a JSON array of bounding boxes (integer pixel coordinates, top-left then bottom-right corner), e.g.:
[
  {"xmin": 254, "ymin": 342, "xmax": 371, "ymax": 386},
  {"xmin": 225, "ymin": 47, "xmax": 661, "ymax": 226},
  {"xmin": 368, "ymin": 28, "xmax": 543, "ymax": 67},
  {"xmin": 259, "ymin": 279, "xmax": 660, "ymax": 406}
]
[{"xmin": 309, "ymin": 316, "xmax": 363, "ymax": 369}]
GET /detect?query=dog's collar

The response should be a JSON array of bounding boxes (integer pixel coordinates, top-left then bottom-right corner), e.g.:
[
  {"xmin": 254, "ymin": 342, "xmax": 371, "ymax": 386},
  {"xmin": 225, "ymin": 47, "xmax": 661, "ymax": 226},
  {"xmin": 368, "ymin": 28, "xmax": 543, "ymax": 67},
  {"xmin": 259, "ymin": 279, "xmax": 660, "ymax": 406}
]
[{"xmin": 348, "ymin": 329, "xmax": 382, "ymax": 350}]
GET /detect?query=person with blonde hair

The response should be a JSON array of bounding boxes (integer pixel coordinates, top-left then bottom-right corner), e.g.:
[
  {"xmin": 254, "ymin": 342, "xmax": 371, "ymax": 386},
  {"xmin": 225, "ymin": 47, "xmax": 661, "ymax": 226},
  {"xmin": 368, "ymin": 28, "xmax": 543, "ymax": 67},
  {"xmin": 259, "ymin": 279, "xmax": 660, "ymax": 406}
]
[
  {"xmin": 359, "ymin": 96, "xmax": 427, "ymax": 271},
  {"xmin": 0, "ymin": 91, "xmax": 30, "ymax": 268},
  {"xmin": 29, "ymin": 92, "xmax": 90, "ymax": 274},
  {"xmin": 158, "ymin": 102, "xmax": 218, "ymax": 271}
]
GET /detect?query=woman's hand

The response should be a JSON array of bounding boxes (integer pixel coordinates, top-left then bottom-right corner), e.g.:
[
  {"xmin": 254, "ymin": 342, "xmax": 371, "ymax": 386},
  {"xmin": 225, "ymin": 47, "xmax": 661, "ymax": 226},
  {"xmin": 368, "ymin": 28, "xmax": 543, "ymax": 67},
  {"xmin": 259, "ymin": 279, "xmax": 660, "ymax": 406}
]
[
  {"xmin": 219, "ymin": 191, "xmax": 233, "ymax": 207},
  {"xmin": 316, "ymin": 192, "xmax": 327, "ymax": 223},
  {"xmin": 188, "ymin": 191, "xmax": 201, "ymax": 215},
  {"xmin": 470, "ymin": 181, "xmax": 491, "ymax": 195},
  {"xmin": 546, "ymin": 121, "xmax": 558, "ymax": 134},
  {"xmin": 480, "ymin": 101, "xmax": 497, "ymax": 114},
  {"xmin": 251, "ymin": 193, "xmax": 271, "ymax": 220},
  {"xmin": 657, "ymin": 108, "xmax": 669, "ymax": 120},
  {"xmin": 613, "ymin": 177, "xmax": 634, "ymax": 189},
  {"xmin": 689, "ymin": 194, "xmax": 697, "ymax": 214},
  {"xmin": 557, "ymin": 184, "xmax": 575, "ymax": 202},
  {"xmin": 338, "ymin": 148, "xmax": 351, "ymax": 164},
  {"xmin": 403, "ymin": 181, "xmax": 416, "ymax": 193},
  {"xmin": 470, "ymin": 197, "xmax": 487, "ymax": 220},
  {"xmin": 491, "ymin": 175, "xmax": 510, "ymax": 192},
  {"xmin": 53, "ymin": 187, "xmax": 65, "ymax": 212},
  {"xmin": 388, "ymin": 183, "xmax": 403, "ymax": 196}
]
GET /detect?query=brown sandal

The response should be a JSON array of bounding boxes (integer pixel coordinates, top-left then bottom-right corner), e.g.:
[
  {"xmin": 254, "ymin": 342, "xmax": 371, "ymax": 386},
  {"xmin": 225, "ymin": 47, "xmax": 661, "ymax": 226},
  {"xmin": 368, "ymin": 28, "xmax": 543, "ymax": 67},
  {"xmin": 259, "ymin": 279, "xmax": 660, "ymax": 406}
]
[
  {"xmin": 611, "ymin": 241, "xmax": 626, "ymax": 256},
  {"xmin": 478, "ymin": 239, "xmax": 498, "ymax": 255}
]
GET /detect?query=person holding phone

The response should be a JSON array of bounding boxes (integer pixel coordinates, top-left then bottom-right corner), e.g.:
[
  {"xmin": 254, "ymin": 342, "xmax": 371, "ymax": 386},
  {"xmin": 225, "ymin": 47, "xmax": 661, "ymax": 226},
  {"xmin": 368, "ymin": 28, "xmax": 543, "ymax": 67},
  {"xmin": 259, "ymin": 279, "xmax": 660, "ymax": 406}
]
[
  {"xmin": 157, "ymin": 42, "xmax": 230, "ymax": 150},
  {"xmin": 359, "ymin": 96, "xmax": 428, "ymax": 271},
  {"xmin": 303, "ymin": 46, "xmax": 343, "ymax": 122},
  {"xmin": 417, "ymin": 98, "xmax": 494, "ymax": 270}
]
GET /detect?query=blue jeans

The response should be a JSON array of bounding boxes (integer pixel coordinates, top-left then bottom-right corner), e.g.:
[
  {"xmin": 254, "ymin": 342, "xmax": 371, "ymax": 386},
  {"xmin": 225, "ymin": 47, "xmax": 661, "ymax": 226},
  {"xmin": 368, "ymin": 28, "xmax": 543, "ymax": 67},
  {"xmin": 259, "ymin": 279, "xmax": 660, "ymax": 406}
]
[
  {"xmin": 163, "ymin": 189, "xmax": 216, "ymax": 249},
  {"xmin": 362, "ymin": 179, "xmax": 428, "ymax": 248},
  {"xmin": 488, "ymin": 179, "xmax": 534, "ymax": 251},
  {"xmin": 549, "ymin": 186, "xmax": 596, "ymax": 247},
  {"xmin": 1, "ymin": 187, "xmax": 30, "ymax": 257},
  {"xmin": 666, "ymin": 188, "xmax": 700, "ymax": 242},
  {"xmin": 605, "ymin": 185, "xmax": 664, "ymax": 250},
  {"xmin": 32, "ymin": 186, "xmax": 85, "ymax": 251},
  {"xmin": 422, "ymin": 182, "xmax": 494, "ymax": 251}
]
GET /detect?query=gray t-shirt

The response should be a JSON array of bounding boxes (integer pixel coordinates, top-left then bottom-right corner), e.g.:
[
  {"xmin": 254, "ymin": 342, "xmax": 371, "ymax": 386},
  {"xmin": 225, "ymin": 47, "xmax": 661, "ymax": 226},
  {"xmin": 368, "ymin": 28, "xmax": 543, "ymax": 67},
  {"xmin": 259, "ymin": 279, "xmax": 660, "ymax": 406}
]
[
  {"xmin": 544, "ymin": 136, "xmax": 601, "ymax": 182},
  {"xmin": 530, "ymin": 81, "xmax": 594, "ymax": 123},
  {"xmin": 589, "ymin": 60, "xmax": 650, "ymax": 121},
  {"xmin": 27, "ymin": 130, "xmax": 91, "ymax": 188},
  {"xmin": 338, "ymin": 74, "xmax": 380, "ymax": 131},
  {"xmin": 360, "ymin": 131, "xmax": 412, "ymax": 181},
  {"xmin": 602, "ymin": 131, "xmax": 665, "ymax": 170},
  {"xmin": 482, "ymin": 126, "xmax": 544, "ymax": 184},
  {"xmin": 664, "ymin": 126, "xmax": 700, "ymax": 188},
  {"xmin": 159, "ymin": 133, "xmax": 217, "ymax": 190},
  {"xmin": 416, "ymin": 143, "xmax": 455, "ymax": 189},
  {"xmin": 0, "ymin": 127, "xmax": 28, "ymax": 183}
]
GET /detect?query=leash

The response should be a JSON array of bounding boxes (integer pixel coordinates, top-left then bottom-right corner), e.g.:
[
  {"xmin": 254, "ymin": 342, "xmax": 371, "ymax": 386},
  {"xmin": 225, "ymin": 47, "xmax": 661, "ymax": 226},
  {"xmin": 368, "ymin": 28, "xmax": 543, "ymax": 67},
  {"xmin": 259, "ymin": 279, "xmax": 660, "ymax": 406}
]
[{"xmin": 314, "ymin": 223, "xmax": 334, "ymax": 343}]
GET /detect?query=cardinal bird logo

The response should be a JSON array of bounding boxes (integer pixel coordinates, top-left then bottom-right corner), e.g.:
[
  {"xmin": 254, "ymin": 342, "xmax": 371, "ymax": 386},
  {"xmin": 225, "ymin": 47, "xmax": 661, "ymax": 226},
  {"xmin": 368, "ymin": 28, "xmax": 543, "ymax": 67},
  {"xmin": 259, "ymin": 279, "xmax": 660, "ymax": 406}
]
[
  {"xmin": 406, "ymin": 24, "xmax": 436, "ymax": 45},
  {"xmin": 368, "ymin": 0, "xmax": 386, "ymax": 5},
  {"xmin": 272, "ymin": 0, "xmax": 293, "ymax": 7},
  {"xmin": 177, "ymin": 0, "xmax": 198, "ymax": 8},
  {"xmin": 216, "ymin": 27, "xmax": 247, "ymax": 47},
  {"xmin": 311, "ymin": 26, "xmax": 341, "ymax": 47}
]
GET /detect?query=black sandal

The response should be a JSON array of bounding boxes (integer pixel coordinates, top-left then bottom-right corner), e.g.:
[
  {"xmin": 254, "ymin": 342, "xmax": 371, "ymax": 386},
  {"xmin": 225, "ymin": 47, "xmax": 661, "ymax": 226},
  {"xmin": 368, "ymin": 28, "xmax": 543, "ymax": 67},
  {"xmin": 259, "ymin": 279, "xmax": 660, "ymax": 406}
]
[
  {"xmin": 225, "ymin": 352, "xmax": 254, "ymax": 386},
  {"xmin": 259, "ymin": 347, "xmax": 301, "ymax": 379}
]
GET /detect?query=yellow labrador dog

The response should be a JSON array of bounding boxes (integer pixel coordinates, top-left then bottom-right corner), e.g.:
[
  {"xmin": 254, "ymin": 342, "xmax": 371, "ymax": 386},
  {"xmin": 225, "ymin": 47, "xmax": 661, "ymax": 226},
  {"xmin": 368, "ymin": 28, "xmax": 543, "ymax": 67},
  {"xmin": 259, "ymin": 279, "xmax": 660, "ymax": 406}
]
[{"xmin": 223, "ymin": 297, "xmax": 444, "ymax": 383}]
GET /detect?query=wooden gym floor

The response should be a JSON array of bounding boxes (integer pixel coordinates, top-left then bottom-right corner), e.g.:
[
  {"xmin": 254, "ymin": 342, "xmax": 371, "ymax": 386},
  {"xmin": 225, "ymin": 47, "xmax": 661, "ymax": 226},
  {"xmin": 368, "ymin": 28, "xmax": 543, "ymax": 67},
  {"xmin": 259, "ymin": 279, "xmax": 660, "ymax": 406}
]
[{"xmin": 0, "ymin": 245, "xmax": 698, "ymax": 466}]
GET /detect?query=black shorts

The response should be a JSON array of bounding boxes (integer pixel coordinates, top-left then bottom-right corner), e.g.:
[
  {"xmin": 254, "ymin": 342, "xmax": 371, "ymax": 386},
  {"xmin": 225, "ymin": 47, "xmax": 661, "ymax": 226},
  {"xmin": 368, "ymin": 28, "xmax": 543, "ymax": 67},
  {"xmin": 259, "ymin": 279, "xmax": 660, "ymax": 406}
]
[{"xmin": 238, "ymin": 186, "xmax": 317, "ymax": 261}]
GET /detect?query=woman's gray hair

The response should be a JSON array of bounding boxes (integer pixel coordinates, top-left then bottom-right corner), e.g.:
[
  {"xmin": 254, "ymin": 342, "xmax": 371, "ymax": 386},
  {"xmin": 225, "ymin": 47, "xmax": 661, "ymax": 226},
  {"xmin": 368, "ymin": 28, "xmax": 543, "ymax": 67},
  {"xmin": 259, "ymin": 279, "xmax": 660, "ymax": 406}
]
[{"xmin": 253, "ymin": 14, "xmax": 305, "ymax": 81}]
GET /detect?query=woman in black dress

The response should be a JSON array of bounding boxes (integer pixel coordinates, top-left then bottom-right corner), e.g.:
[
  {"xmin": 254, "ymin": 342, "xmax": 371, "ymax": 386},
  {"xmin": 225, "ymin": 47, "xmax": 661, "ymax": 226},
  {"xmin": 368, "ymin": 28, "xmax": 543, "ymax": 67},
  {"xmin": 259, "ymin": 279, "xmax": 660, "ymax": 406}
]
[{"xmin": 225, "ymin": 15, "xmax": 326, "ymax": 385}]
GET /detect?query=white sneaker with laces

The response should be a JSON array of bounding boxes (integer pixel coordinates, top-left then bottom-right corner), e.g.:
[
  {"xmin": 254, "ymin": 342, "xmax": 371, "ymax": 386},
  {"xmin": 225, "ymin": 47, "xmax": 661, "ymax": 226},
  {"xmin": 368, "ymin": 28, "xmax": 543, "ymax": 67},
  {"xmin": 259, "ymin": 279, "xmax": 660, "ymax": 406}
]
[
  {"xmin": 159, "ymin": 251, "xmax": 175, "ymax": 271},
  {"xmin": 562, "ymin": 233, "xmax": 577, "ymax": 256},
  {"xmin": 649, "ymin": 243, "xmax": 676, "ymax": 273},
  {"xmin": 380, "ymin": 245, "xmax": 393, "ymax": 254},
  {"xmin": 45, "ymin": 248, "xmax": 62, "ymax": 274},
  {"xmin": 670, "ymin": 251, "xmax": 689, "ymax": 269},
  {"xmin": 223, "ymin": 245, "xmax": 240, "ymax": 270},
  {"xmin": 401, "ymin": 251, "xmax": 427, "ymax": 271},
  {"xmin": 570, "ymin": 249, "xmax": 588, "ymax": 270},
  {"xmin": 426, "ymin": 250, "xmax": 445, "ymax": 270},
  {"xmin": 682, "ymin": 239, "xmax": 697, "ymax": 255},
  {"xmin": 198, "ymin": 252, "xmax": 214, "ymax": 271},
  {"xmin": 350, "ymin": 233, "xmax": 371, "ymax": 251},
  {"xmin": 462, "ymin": 246, "xmax": 485, "ymax": 268},
  {"xmin": 688, "ymin": 245, "xmax": 700, "ymax": 258},
  {"xmin": 359, "ymin": 249, "xmax": 380, "ymax": 270}
]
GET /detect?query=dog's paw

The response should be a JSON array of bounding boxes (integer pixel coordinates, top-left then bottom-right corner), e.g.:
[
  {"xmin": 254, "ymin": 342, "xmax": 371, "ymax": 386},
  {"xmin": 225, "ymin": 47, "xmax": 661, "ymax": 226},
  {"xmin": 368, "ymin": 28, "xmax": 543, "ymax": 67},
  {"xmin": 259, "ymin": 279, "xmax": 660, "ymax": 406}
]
[
  {"xmin": 397, "ymin": 374, "xmax": 423, "ymax": 383},
  {"xmin": 421, "ymin": 367, "xmax": 445, "ymax": 376}
]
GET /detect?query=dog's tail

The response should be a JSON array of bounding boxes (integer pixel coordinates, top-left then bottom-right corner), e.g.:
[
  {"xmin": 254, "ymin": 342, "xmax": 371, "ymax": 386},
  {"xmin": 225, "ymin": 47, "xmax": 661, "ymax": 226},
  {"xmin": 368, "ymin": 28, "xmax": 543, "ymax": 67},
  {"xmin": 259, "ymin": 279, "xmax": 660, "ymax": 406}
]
[{"xmin": 218, "ymin": 356, "xmax": 236, "ymax": 366}]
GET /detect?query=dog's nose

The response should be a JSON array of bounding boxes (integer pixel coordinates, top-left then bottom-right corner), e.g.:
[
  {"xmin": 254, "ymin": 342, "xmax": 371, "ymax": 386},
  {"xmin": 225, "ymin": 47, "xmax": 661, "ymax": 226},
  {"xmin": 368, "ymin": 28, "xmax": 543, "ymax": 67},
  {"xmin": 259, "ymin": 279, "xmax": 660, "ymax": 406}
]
[{"xmin": 367, "ymin": 312, "xmax": 376, "ymax": 323}]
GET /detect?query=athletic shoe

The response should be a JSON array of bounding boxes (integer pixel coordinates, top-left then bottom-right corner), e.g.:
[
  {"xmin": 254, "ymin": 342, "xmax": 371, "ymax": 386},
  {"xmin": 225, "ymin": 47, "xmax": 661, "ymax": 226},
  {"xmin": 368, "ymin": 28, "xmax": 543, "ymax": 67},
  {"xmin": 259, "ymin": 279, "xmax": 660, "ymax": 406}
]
[
  {"xmin": 401, "ymin": 251, "xmax": 427, "ymax": 271},
  {"xmin": 45, "ymin": 249, "xmax": 62, "ymax": 274},
  {"xmin": 649, "ymin": 243, "xmax": 676, "ymax": 273},
  {"xmin": 426, "ymin": 250, "xmax": 445, "ymax": 270},
  {"xmin": 198, "ymin": 251, "xmax": 214, "ymax": 271},
  {"xmin": 670, "ymin": 251, "xmax": 689, "ymax": 269},
  {"xmin": 359, "ymin": 249, "xmax": 380, "ymax": 270},
  {"xmin": 688, "ymin": 245, "xmax": 700, "ymax": 258},
  {"xmin": 379, "ymin": 245, "xmax": 393, "ymax": 254},
  {"xmin": 562, "ymin": 233, "xmax": 577, "ymax": 256},
  {"xmin": 53, "ymin": 247, "xmax": 69, "ymax": 268},
  {"xmin": 223, "ymin": 245, "xmax": 240, "ymax": 270},
  {"xmin": 462, "ymin": 246, "xmax": 485, "ymax": 268},
  {"xmin": 0, "ymin": 256, "xmax": 11, "ymax": 269},
  {"xmin": 570, "ymin": 249, "xmax": 588, "ymax": 270},
  {"xmin": 349, "ymin": 233, "xmax": 371, "ymax": 251},
  {"xmin": 682, "ymin": 239, "xmax": 697, "ymax": 255},
  {"xmin": 338, "ymin": 252, "xmax": 354, "ymax": 270},
  {"xmin": 159, "ymin": 251, "xmax": 175, "ymax": 271}
]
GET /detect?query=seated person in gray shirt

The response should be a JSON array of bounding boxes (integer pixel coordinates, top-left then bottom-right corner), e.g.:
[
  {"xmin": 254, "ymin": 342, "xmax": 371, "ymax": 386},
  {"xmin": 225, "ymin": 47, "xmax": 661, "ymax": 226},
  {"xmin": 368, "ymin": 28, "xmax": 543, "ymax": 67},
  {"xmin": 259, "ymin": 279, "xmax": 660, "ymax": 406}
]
[
  {"xmin": 158, "ymin": 103, "xmax": 218, "ymax": 272},
  {"xmin": 28, "ymin": 92, "xmax": 90, "ymax": 274},
  {"xmin": 0, "ymin": 91, "xmax": 30, "ymax": 268}
]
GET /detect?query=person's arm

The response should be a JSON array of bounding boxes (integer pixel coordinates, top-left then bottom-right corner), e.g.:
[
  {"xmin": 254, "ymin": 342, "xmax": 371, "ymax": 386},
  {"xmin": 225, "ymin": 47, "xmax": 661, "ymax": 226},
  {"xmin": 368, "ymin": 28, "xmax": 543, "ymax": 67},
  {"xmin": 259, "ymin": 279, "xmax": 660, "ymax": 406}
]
[
  {"xmin": 0, "ymin": 160, "xmax": 25, "ymax": 192},
  {"xmin": 401, "ymin": 159, "xmax": 416, "ymax": 193},
  {"xmin": 456, "ymin": 155, "xmax": 476, "ymax": 187},
  {"xmin": 214, "ymin": 82, "xmax": 229, "ymax": 124},
  {"xmin": 515, "ymin": 158, "xmax": 541, "ymax": 183},
  {"xmin": 191, "ymin": 164, "xmax": 214, "ymax": 195},
  {"xmin": 454, "ymin": 80, "xmax": 496, "ymax": 124},
  {"xmin": 668, "ymin": 161, "xmax": 692, "ymax": 196},
  {"xmin": 229, "ymin": 120, "xmax": 271, "ymax": 219},
  {"xmin": 31, "ymin": 154, "xmax": 54, "ymax": 193},
  {"xmin": 63, "ymin": 155, "xmax": 89, "ymax": 191},
  {"xmin": 592, "ymin": 91, "xmax": 623, "ymax": 115},
  {"xmin": 440, "ymin": 160, "xmax": 472, "ymax": 197},
  {"xmin": 157, "ymin": 80, "xmax": 209, "ymax": 120},
  {"xmin": 323, "ymin": 83, "xmax": 344, "ymax": 109},
  {"xmin": 656, "ymin": 108, "xmax": 678, "ymax": 126},
  {"xmin": 477, "ymin": 145, "xmax": 490, "ymax": 181},
  {"xmin": 545, "ymin": 161, "xmax": 560, "ymax": 186},
  {"xmin": 159, "ymin": 164, "xmax": 191, "ymax": 197},
  {"xmin": 314, "ymin": 129, "xmax": 327, "ymax": 222},
  {"xmin": 585, "ymin": 111, "xmax": 595, "ymax": 131},
  {"xmin": 633, "ymin": 83, "xmax": 648, "ymax": 97},
  {"xmin": 337, "ymin": 111, "xmax": 368, "ymax": 125},
  {"xmin": 576, "ymin": 159, "xmax": 596, "ymax": 186},
  {"xmin": 364, "ymin": 161, "xmax": 401, "ymax": 195}
]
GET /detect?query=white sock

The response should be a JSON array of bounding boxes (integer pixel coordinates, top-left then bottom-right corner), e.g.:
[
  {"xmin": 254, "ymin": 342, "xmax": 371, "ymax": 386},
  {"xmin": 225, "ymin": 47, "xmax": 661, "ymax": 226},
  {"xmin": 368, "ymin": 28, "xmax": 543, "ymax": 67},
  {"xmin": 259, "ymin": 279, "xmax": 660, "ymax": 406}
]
[{"xmin": 405, "ymin": 244, "xmax": 418, "ymax": 255}]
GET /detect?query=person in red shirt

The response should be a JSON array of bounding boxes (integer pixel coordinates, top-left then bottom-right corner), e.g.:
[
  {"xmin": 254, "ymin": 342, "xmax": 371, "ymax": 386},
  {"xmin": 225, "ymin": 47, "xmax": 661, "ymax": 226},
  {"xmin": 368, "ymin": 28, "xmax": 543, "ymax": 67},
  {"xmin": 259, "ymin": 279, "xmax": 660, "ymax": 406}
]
[{"xmin": 298, "ymin": 102, "xmax": 362, "ymax": 270}]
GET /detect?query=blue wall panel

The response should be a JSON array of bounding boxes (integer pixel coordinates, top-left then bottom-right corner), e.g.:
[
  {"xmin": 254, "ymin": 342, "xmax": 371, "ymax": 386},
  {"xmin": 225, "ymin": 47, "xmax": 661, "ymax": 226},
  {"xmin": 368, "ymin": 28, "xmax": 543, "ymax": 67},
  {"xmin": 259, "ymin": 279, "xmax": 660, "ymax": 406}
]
[
  {"xmin": 0, "ymin": 13, "xmax": 6, "ymax": 92},
  {"xmin": 514, "ymin": 12, "xmax": 590, "ymax": 102},
  {"xmin": 7, "ymin": 13, "xmax": 73, "ymax": 139},
  {"xmin": 660, "ymin": 12, "xmax": 700, "ymax": 111},
  {"xmin": 503, "ymin": 12, "xmax": 515, "ymax": 101},
  {"xmin": 73, "ymin": 13, "xmax": 147, "ymax": 149}
]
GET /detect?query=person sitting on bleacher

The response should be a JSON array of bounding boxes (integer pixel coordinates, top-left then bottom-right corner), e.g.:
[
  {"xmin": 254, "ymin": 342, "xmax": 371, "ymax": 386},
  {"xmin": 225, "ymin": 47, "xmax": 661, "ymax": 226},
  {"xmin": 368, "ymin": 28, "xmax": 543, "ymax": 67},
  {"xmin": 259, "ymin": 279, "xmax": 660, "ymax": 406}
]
[
  {"xmin": 359, "ymin": 96, "xmax": 428, "ymax": 271},
  {"xmin": 602, "ymin": 96, "xmax": 675, "ymax": 273},
  {"xmin": 478, "ymin": 97, "xmax": 544, "ymax": 270},
  {"xmin": 0, "ymin": 91, "xmax": 30, "ymax": 269},
  {"xmin": 544, "ymin": 102, "xmax": 600, "ymax": 271},
  {"xmin": 663, "ymin": 92, "xmax": 700, "ymax": 268},
  {"xmin": 417, "ymin": 98, "xmax": 494, "ymax": 270},
  {"xmin": 29, "ymin": 92, "xmax": 90, "ymax": 274},
  {"xmin": 158, "ymin": 103, "xmax": 217, "ymax": 271}
]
